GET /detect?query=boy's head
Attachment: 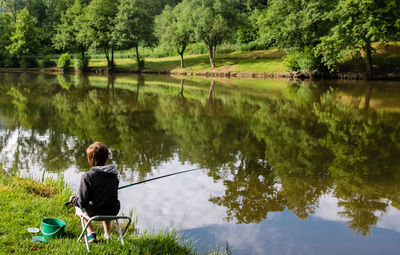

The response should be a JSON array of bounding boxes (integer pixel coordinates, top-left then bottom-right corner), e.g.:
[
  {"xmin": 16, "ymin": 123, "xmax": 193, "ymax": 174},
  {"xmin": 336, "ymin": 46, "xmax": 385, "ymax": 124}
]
[{"xmin": 86, "ymin": 142, "xmax": 109, "ymax": 167}]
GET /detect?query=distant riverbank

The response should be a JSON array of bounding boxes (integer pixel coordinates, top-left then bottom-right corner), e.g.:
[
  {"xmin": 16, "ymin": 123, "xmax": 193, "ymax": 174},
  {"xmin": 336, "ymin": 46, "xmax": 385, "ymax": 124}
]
[{"xmin": 1, "ymin": 48, "xmax": 400, "ymax": 80}]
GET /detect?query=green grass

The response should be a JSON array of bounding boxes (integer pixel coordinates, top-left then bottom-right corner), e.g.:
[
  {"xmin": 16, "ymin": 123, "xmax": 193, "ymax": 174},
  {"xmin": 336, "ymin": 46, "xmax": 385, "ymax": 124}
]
[
  {"xmin": 0, "ymin": 170, "xmax": 202, "ymax": 254},
  {"xmin": 37, "ymin": 42, "xmax": 400, "ymax": 75},
  {"xmin": 88, "ymin": 49, "xmax": 287, "ymax": 74},
  {"xmin": 85, "ymin": 43, "xmax": 400, "ymax": 75}
]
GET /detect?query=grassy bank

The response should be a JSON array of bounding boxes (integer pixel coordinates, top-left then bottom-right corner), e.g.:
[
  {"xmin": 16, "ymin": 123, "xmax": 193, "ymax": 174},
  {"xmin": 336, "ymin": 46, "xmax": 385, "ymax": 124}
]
[
  {"xmin": 88, "ymin": 49, "xmax": 287, "ymax": 74},
  {"xmin": 76, "ymin": 43, "xmax": 400, "ymax": 79},
  {"xmin": 0, "ymin": 171, "xmax": 199, "ymax": 254},
  {"xmin": 3, "ymin": 43, "xmax": 400, "ymax": 79}
]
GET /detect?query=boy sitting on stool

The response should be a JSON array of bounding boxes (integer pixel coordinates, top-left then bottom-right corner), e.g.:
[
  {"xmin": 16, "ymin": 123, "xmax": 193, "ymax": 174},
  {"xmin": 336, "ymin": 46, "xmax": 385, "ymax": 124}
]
[{"xmin": 69, "ymin": 142, "xmax": 120, "ymax": 243}]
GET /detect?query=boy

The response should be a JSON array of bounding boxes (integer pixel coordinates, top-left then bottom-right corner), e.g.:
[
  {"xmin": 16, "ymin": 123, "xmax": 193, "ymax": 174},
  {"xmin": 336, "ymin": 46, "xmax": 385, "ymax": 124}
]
[{"xmin": 69, "ymin": 142, "xmax": 120, "ymax": 242}]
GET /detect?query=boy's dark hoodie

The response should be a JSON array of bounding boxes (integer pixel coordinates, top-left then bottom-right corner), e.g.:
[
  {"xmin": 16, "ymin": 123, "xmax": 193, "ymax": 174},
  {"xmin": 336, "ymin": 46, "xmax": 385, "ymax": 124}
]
[{"xmin": 71, "ymin": 164, "xmax": 120, "ymax": 216}]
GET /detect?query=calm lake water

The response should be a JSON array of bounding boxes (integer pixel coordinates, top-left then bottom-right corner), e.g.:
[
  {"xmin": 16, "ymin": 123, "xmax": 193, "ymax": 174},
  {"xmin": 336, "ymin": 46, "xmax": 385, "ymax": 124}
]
[{"xmin": 1, "ymin": 72, "xmax": 400, "ymax": 254}]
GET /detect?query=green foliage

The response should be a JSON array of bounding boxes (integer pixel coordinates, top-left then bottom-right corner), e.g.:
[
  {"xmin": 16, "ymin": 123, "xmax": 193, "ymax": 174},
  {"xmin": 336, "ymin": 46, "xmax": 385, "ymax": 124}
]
[
  {"xmin": 235, "ymin": 9, "xmax": 261, "ymax": 45},
  {"xmin": 190, "ymin": 0, "xmax": 241, "ymax": 67},
  {"xmin": 7, "ymin": 8, "xmax": 41, "ymax": 66},
  {"xmin": 283, "ymin": 48, "xmax": 320, "ymax": 72},
  {"xmin": 257, "ymin": 0, "xmax": 336, "ymax": 72},
  {"xmin": 236, "ymin": 27, "xmax": 257, "ymax": 45},
  {"xmin": 3, "ymin": 54, "xmax": 20, "ymax": 68},
  {"xmin": 185, "ymin": 43, "xmax": 208, "ymax": 55},
  {"xmin": 114, "ymin": 0, "xmax": 155, "ymax": 50},
  {"xmin": 53, "ymin": 0, "xmax": 91, "ymax": 62},
  {"xmin": 141, "ymin": 45, "xmax": 175, "ymax": 58},
  {"xmin": 113, "ymin": 0, "xmax": 155, "ymax": 68},
  {"xmin": 57, "ymin": 53, "xmax": 71, "ymax": 69},
  {"xmin": 85, "ymin": 0, "xmax": 119, "ymax": 67},
  {"xmin": 20, "ymin": 55, "xmax": 38, "ymax": 68},
  {"xmin": 318, "ymin": 0, "xmax": 400, "ymax": 73},
  {"xmin": 155, "ymin": 1, "xmax": 194, "ymax": 67},
  {"xmin": 0, "ymin": 13, "xmax": 13, "ymax": 65},
  {"xmin": 74, "ymin": 53, "xmax": 90, "ymax": 71},
  {"xmin": 1, "ymin": 0, "xmax": 399, "ymax": 76},
  {"xmin": 238, "ymin": 41, "xmax": 267, "ymax": 51},
  {"xmin": 42, "ymin": 55, "xmax": 56, "ymax": 67}
]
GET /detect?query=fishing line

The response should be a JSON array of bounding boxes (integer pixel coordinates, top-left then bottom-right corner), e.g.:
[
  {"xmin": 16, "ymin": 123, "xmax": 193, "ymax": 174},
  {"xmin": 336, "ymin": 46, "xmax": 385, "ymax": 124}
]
[{"xmin": 118, "ymin": 167, "xmax": 204, "ymax": 190}]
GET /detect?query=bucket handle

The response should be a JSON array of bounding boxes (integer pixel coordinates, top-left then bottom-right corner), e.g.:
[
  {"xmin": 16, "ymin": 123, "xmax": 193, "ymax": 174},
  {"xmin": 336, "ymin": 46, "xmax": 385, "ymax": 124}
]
[{"xmin": 40, "ymin": 225, "xmax": 63, "ymax": 236}]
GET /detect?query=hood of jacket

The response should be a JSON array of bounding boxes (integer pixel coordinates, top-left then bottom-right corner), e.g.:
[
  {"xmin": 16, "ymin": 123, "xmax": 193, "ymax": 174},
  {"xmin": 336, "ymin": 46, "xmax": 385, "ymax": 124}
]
[{"xmin": 91, "ymin": 164, "xmax": 118, "ymax": 175}]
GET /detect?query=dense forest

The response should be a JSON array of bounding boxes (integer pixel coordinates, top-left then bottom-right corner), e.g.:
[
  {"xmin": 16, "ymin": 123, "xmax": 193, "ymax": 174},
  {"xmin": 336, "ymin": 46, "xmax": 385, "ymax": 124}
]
[{"xmin": 0, "ymin": 0, "xmax": 399, "ymax": 77}]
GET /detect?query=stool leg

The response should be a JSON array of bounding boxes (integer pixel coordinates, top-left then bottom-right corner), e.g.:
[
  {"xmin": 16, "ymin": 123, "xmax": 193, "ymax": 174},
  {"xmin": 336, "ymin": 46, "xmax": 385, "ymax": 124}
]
[
  {"xmin": 80, "ymin": 217, "xmax": 90, "ymax": 252},
  {"xmin": 116, "ymin": 220, "xmax": 124, "ymax": 245}
]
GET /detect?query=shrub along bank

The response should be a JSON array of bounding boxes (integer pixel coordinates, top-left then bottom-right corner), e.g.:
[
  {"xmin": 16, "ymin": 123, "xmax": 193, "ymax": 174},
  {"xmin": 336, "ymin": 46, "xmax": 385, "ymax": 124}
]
[{"xmin": 0, "ymin": 170, "xmax": 197, "ymax": 254}]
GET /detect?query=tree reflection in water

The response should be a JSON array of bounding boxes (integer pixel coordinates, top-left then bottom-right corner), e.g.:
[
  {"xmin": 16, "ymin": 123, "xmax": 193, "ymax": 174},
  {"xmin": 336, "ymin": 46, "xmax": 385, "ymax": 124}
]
[{"xmin": 0, "ymin": 73, "xmax": 399, "ymax": 236}]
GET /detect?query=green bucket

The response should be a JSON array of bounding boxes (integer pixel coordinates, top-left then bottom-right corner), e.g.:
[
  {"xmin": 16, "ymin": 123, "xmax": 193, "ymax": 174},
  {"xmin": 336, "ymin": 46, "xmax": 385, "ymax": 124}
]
[{"xmin": 41, "ymin": 218, "xmax": 66, "ymax": 239}]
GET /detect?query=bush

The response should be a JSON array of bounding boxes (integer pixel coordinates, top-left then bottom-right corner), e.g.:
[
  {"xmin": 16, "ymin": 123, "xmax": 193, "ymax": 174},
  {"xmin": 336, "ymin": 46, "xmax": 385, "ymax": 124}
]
[
  {"xmin": 74, "ymin": 54, "xmax": 90, "ymax": 71},
  {"xmin": 284, "ymin": 48, "xmax": 319, "ymax": 72},
  {"xmin": 236, "ymin": 28, "xmax": 258, "ymax": 45},
  {"xmin": 57, "ymin": 53, "xmax": 71, "ymax": 70},
  {"xmin": 186, "ymin": 43, "xmax": 207, "ymax": 55},
  {"xmin": 20, "ymin": 55, "xmax": 38, "ymax": 68},
  {"xmin": 144, "ymin": 46, "xmax": 174, "ymax": 58},
  {"xmin": 41, "ymin": 55, "xmax": 56, "ymax": 68},
  {"xmin": 238, "ymin": 41, "xmax": 268, "ymax": 51}
]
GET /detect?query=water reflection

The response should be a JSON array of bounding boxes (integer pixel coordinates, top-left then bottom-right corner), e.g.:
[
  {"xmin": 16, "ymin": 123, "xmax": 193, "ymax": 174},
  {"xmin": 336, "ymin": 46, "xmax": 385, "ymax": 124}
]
[{"xmin": 1, "ymin": 73, "xmax": 400, "ymax": 252}]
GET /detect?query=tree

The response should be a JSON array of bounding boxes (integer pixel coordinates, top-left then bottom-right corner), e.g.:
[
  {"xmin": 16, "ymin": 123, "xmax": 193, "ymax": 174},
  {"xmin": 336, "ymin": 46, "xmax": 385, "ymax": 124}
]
[
  {"xmin": 85, "ymin": 0, "xmax": 118, "ymax": 69},
  {"xmin": 155, "ymin": 1, "xmax": 193, "ymax": 68},
  {"xmin": 7, "ymin": 8, "xmax": 40, "ymax": 66},
  {"xmin": 190, "ymin": 0, "xmax": 240, "ymax": 68},
  {"xmin": 318, "ymin": 0, "xmax": 400, "ymax": 79},
  {"xmin": 257, "ymin": 0, "xmax": 336, "ymax": 72},
  {"xmin": 0, "ymin": 13, "xmax": 14, "ymax": 67},
  {"xmin": 53, "ymin": 0, "xmax": 91, "ymax": 69},
  {"xmin": 113, "ymin": 0, "xmax": 154, "ymax": 70}
]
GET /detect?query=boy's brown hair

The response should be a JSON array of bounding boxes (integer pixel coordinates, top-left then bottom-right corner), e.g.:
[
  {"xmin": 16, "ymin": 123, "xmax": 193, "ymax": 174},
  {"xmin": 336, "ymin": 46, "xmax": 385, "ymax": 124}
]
[{"xmin": 86, "ymin": 142, "xmax": 109, "ymax": 167}]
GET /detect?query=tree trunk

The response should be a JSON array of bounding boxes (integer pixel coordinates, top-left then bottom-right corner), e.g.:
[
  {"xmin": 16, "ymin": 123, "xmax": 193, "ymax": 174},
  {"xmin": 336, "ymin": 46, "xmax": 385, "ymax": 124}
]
[
  {"xmin": 81, "ymin": 49, "xmax": 85, "ymax": 62},
  {"xmin": 111, "ymin": 47, "xmax": 114, "ymax": 65},
  {"xmin": 179, "ymin": 52, "xmax": 185, "ymax": 68},
  {"xmin": 207, "ymin": 45, "xmax": 215, "ymax": 68},
  {"xmin": 178, "ymin": 45, "xmax": 187, "ymax": 69},
  {"xmin": 135, "ymin": 45, "xmax": 141, "ymax": 70},
  {"xmin": 104, "ymin": 48, "xmax": 109, "ymax": 65},
  {"xmin": 213, "ymin": 44, "xmax": 217, "ymax": 65},
  {"xmin": 365, "ymin": 43, "xmax": 373, "ymax": 80}
]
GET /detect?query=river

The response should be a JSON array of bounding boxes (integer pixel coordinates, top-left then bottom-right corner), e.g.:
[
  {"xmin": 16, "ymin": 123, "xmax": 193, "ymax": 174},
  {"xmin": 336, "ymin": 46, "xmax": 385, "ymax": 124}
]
[{"xmin": 0, "ymin": 72, "xmax": 399, "ymax": 254}]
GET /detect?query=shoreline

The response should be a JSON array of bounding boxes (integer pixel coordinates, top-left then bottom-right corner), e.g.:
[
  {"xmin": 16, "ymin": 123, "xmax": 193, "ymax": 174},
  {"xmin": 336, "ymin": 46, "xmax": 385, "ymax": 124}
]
[
  {"xmin": 0, "ymin": 171, "xmax": 202, "ymax": 254},
  {"xmin": 1, "ymin": 67, "xmax": 400, "ymax": 81}
]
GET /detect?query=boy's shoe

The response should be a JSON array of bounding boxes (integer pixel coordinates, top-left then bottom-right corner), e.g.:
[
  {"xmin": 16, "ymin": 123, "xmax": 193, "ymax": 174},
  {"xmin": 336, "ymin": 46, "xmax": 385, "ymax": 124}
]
[
  {"xmin": 87, "ymin": 233, "xmax": 98, "ymax": 243},
  {"xmin": 104, "ymin": 234, "xmax": 112, "ymax": 241}
]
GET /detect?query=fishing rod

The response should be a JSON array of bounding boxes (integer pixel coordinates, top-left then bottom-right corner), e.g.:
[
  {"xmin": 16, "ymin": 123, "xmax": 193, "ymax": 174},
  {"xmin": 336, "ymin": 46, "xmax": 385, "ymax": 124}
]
[
  {"xmin": 64, "ymin": 167, "xmax": 204, "ymax": 206},
  {"xmin": 118, "ymin": 167, "xmax": 204, "ymax": 190}
]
